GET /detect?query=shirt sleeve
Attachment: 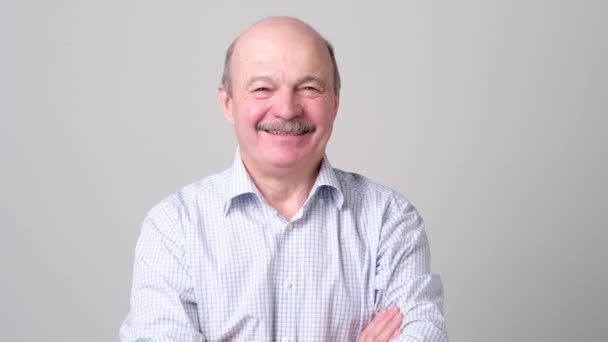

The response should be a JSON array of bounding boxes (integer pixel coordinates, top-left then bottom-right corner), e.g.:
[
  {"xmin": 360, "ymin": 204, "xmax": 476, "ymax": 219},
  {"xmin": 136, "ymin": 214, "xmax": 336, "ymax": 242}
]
[
  {"xmin": 374, "ymin": 196, "xmax": 448, "ymax": 342},
  {"xmin": 119, "ymin": 201, "xmax": 205, "ymax": 342}
]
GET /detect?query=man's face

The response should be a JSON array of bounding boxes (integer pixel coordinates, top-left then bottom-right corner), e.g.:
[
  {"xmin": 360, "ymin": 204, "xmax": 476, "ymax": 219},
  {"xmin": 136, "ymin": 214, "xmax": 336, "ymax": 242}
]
[{"xmin": 219, "ymin": 21, "xmax": 339, "ymax": 173}]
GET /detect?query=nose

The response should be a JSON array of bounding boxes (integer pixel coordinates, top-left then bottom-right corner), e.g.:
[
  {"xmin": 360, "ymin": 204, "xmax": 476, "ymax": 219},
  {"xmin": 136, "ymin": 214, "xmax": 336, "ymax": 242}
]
[{"xmin": 273, "ymin": 90, "xmax": 303, "ymax": 120}]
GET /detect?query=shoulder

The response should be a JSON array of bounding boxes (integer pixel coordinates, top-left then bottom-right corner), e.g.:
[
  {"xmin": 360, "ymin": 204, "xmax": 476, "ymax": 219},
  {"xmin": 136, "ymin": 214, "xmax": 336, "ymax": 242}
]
[
  {"xmin": 331, "ymin": 168, "xmax": 426, "ymax": 251},
  {"xmin": 144, "ymin": 168, "xmax": 231, "ymax": 225},
  {"xmin": 332, "ymin": 168, "xmax": 412, "ymax": 211}
]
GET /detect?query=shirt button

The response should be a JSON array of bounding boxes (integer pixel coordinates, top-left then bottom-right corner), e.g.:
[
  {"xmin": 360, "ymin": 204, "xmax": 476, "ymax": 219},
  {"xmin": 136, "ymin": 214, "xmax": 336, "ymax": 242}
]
[
  {"xmin": 284, "ymin": 280, "xmax": 293, "ymax": 289},
  {"xmin": 281, "ymin": 337, "xmax": 291, "ymax": 342},
  {"xmin": 285, "ymin": 223, "xmax": 293, "ymax": 231}
]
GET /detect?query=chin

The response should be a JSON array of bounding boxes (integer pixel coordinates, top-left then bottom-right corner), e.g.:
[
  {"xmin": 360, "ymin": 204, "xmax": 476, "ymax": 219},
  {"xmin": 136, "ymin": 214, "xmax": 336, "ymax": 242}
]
[
  {"xmin": 266, "ymin": 156, "xmax": 304, "ymax": 169},
  {"xmin": 265, "ymin": 151, "xmax": 322, "ymax": 170}
]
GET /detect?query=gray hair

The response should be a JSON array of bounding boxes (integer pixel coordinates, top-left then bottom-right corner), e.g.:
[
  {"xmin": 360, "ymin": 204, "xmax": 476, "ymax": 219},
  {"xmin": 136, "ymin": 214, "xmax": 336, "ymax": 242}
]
[{"xmin": 221, "ymin": 38, "xmax": 341, "ymax": 97}]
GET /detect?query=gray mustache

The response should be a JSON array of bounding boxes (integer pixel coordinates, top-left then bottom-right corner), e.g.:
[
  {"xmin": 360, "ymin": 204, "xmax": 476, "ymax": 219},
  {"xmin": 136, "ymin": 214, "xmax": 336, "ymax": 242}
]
[{"xmin": 256, "ymin": 120, "xmax": 316, "ymax": 134}]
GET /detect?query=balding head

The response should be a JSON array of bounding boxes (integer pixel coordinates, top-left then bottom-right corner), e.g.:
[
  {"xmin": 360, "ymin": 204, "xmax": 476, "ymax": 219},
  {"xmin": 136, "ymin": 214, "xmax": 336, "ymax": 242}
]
[
  {"xmin": 217, "ymin": 16, "xmax": 341, "ymax": 177},
  {"xmin": 221, "ymin": 17, "xmax": 341, "ymax": 97}
]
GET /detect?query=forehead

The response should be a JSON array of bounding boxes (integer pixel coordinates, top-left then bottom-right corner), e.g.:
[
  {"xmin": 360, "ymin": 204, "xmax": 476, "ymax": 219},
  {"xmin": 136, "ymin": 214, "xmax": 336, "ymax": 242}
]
[{"xmin": 231, "ymin": 25, "xmax": 333, "ymax": 83}]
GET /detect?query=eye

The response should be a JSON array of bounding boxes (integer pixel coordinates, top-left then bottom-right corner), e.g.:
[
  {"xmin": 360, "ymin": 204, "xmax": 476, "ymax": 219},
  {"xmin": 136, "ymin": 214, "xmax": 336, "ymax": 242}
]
[
  {"xmin": 299, "ymin": 86, "xmax": 322, "ymax": 97},
  {"xmin": 253, "ymin": 87, "xmax": 269, "ymax": 92},
  {"xmin": 300, "ymin": 86, "xmax": 322, "ymax": 95}
]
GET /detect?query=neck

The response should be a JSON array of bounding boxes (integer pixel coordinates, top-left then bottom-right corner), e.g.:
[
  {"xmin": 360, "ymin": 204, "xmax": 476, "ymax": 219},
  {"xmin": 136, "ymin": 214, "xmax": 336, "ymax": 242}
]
[{"xmin": 242, "ymin": 156, "xmax": 322, "ymax": 221}]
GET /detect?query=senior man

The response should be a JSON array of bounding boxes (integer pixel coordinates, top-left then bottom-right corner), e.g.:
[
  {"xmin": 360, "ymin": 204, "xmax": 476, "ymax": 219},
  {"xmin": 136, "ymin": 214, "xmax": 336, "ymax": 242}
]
[{"xmin": 120, "ymin": 17, "xmax": 448, "ymax": 341}]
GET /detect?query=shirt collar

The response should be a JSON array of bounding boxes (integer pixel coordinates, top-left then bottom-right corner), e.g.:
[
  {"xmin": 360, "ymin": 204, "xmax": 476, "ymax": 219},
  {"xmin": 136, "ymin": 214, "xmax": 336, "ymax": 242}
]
[
  {"xmin": 309, "ymin": 155, "xmax": 345, "ymax": 210},
  {"xmin": 223, "ymin": 149, "xmax": 260, "ymax": 215},
  {"xmin": 223, "ymin": 148, "xmax": 344, "ymax": 215}
]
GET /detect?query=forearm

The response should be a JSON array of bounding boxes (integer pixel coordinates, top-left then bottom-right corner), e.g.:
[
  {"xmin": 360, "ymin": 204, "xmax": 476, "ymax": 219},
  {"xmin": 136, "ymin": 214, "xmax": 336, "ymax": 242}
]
[
  {"xmin": 376, "ymin": 198, "xmax": 448, "ymax": 341},
  {"xmin": 383, "ymin": 274, "xmax": 448, "ymax": 342},
  {"xmin": 120, "ymin": 204, "xmax": 204, "ymax": 341}
]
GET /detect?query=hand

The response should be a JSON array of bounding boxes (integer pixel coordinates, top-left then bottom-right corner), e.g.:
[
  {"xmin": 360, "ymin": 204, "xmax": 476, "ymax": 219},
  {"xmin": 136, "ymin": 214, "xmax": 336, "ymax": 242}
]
[{"xmin": 357, "ymin": 306, "xmax": 403, "ymax": 342}]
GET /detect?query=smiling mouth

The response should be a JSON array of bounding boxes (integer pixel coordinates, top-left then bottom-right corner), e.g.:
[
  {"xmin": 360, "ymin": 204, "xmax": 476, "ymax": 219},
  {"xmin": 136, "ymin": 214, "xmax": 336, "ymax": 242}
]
[
  {"xmin": 263, "ymin": 130, "xmax": 307, "ymax": 136},
  {"xmin": 257, "ymin": 120, "xmax": 316, "ymax": 136}
]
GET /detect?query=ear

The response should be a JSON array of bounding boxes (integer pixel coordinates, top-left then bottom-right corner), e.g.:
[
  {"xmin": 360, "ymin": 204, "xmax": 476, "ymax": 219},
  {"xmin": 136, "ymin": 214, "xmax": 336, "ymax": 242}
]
[
  {"xmin": 332, "ymin": 93, "xmax": 340, "ymax": 118},
  {"xmin": 218, "ymin": 84, "xmax": 235, "ymax": 125}
]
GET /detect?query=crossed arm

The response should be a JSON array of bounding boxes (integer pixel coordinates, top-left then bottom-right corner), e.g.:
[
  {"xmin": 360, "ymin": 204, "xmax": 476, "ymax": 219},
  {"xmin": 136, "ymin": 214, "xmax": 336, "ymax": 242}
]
[
  {"xmin": 358, "ymin": 197, "xmax": 447, "ymax": 341},
  {"xmin": 120, "ymin": 198, "xmax": 447, "ymax": 341}
]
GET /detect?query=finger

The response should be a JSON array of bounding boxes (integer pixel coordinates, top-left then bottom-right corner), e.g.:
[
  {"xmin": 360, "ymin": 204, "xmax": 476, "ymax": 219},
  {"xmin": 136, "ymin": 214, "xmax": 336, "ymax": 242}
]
[
  {"xmin": 358, "ymin": 310, "xmax": 380, "ymax": 341},
  {"xmin": 375, "ymin": 311, "xmax": 403, "ymax": 341},
  {"xmin": 389, "ymin": 327, "xmax": 401, "ymax": 341},
  {"xmin": 366, "ymin": 307, "xmax": 401, "ymax": 338},
  {"xmin": 369, "ymin": 309, "xmax": 394, "ymax": 339},
  {"xmin": 358, "ymin": 309, "xmax": 389, "ymax": 341},
  {"xmin": 390, "ymin": 330, "xmax": 401, "ymax": 340},
  {"xmin": 377, "ymin": 312, "xmax": 403, "ymax": 341}
]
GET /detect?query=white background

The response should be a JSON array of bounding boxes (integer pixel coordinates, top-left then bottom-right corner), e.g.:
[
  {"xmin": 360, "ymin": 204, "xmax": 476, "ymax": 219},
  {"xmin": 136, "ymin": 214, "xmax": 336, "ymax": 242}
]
[{"xmin": 1, "ymin": 1, "xmax": 606, "ymax": 341}]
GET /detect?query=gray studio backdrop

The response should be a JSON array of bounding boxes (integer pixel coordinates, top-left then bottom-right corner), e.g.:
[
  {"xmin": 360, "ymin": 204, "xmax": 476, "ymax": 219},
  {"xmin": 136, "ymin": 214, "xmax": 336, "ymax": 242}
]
[{"xmin": 1, "ymin": 1, "xmax": 606, "ymax": 341}]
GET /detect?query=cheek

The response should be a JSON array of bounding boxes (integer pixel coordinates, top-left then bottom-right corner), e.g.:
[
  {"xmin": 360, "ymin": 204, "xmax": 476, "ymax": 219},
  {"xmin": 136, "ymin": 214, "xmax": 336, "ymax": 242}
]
[
  {"xmin": 236, "ymin": 99, "xmax": 271, "ymax": 126},
  {"xmin": 307, "ymin": 101, "xmax": 337, "ymax": 128}
]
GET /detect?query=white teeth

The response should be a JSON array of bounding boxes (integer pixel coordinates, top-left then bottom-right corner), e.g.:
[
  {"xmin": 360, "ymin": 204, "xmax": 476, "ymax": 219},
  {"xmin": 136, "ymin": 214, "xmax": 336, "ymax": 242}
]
[
  {"xmin": 261, "ymin": 128, "xmax": 309, "ymax": 135},
  {"xmin": 268, "ymin": 130, "xmax": 299, "ymax": 135}
]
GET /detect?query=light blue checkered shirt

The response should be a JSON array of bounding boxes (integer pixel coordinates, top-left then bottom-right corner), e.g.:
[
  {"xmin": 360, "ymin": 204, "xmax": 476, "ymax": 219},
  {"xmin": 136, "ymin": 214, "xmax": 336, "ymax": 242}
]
[{"xmin": 120, "ymin": 152, "xmax": 448, "ymax": 341}]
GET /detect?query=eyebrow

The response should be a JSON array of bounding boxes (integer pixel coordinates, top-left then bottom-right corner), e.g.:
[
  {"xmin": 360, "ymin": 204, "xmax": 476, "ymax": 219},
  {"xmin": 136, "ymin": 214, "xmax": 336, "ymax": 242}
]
[
  {"xmin": 297, "ymin": 76, "xmax": 327, "ymax": 90},
  {"xmin": 246, "ymin": 76, "xmax": 275, "ymax": 87}
]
